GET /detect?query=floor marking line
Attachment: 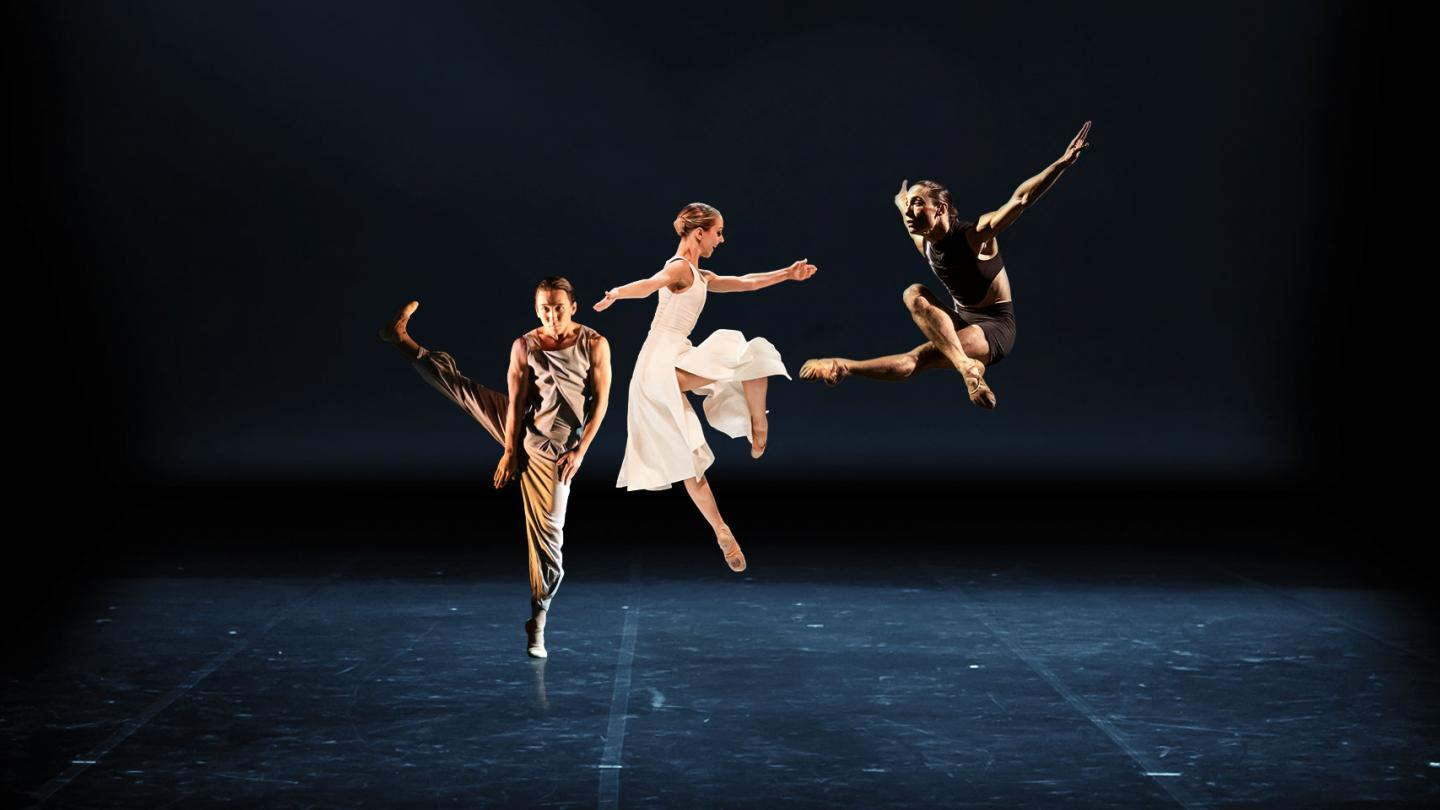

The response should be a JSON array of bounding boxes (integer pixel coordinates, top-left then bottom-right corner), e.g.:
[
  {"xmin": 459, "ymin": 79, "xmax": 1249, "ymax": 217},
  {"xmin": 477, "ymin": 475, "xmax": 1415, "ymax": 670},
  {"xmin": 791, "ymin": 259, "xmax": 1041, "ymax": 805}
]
[
  {"xmin": 598, "ymin": 560, "xmax": 641, "ymax": 810},
  {"xmin": 29, "ymin": 560, "xmax": 356, "ymax": 807},
  {"xmin": 960, "ymin": 594, "xmax": 1208, "ymax": 810},
  {"xmin": 1214, "ymin": 566, "xmax": 1437, "ymax": 667}
]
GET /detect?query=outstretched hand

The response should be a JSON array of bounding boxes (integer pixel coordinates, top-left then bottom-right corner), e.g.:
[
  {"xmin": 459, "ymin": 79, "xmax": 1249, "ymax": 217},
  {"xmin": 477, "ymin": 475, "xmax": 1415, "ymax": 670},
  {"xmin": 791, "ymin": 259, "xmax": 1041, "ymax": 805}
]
[
  {"xmin": 784, "ymin": 259, "xmax": 818, "ymax": 282},
  {"xmin": 1060, "ymin": 121, "xmax": 1092, "ymax": 166},
  {"xmin": 592, "ymin": 291, "xmax": 616, "ymax": 312}
]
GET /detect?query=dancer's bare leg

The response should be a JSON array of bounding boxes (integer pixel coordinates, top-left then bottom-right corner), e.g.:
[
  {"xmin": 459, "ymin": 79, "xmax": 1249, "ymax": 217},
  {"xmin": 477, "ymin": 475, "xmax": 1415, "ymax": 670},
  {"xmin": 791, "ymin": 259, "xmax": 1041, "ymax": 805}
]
[
  {"xmin": 379, "ymin": 300, "xmax": 424, "ymax": 359},
  {"xmin": 802, "ymin": 342, "xmax": 948, "ymax": 385},
  {"xmin": 674, "ymin": 368, "xmax": 749, "ymax": 572},
  {"xmin": 902, "ymin": 284, "xmax": 997, "ymax": 408},
  {"xmin": 741, "ymin": 377, "xmax": 768, "ymax": 458},
  {"xmin": 682, "ymin": 474, "xmax": 746, "ymax": 572}
]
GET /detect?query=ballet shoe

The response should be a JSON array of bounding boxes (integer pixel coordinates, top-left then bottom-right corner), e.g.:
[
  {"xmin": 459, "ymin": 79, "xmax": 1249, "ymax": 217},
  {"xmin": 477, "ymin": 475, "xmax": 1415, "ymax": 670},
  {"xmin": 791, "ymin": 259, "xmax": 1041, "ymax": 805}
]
[
  {"xmin": 525, "ymin": 618, "xmax": 548, "ymax": 659},
  {"xmin": 715, "ymin": 526, "xmax": 747, "ymax": 573},
  {"xmin": 750, "ymin": 422, "xmax": 768, "ymax": 459}
]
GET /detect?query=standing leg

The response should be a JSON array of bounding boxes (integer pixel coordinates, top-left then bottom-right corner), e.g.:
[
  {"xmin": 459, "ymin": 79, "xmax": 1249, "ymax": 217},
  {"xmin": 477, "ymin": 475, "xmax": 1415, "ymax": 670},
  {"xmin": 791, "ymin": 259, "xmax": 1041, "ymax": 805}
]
[
  {"xmin": 681, "ymin": 475, "xmax": 747, "ymax": 573},
  {"xmin": 902, "ymin": 284, "xmax": 997, "ymax": 408},
  {"xmin": 520, "ymin": 455, "xmax": 568, "ymax": 658}
]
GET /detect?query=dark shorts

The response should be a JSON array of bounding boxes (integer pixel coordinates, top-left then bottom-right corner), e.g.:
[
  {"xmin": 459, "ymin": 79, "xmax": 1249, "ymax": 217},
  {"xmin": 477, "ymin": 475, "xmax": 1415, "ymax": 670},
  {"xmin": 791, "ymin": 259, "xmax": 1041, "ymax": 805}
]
[{"xmin": 949, "ymin": 301, "xmax": 1016, "ymax": 366}]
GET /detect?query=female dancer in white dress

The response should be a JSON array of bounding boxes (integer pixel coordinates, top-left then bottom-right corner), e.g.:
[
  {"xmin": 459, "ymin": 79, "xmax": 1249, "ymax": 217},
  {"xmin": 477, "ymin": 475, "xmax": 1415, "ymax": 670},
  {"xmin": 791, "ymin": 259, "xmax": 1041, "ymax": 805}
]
[{"xmin": 593, "ymin": 203, "xmax": 816, "ymax": 572}]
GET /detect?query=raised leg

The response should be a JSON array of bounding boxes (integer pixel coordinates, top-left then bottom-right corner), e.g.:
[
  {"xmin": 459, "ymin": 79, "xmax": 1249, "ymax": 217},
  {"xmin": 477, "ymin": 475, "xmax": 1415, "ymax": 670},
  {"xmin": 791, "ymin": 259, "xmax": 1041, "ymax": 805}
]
[
  {"xmin": 801, "ymin": 342, "xmax": 949, "ymax": 385},
  {"xmin": 902, "ymin": 284, "xmax": 997, "ymax": 409},
  {"xmin": 742, "ymin": 377, "xmax": 768, "ymax": 458},
  {"xmin": 681, "ymin": 475, "xmax": 747, "ymax": 573},
  {"xmin": 384, "ymin": 300, "xmax": 509, "ymax": 446}
]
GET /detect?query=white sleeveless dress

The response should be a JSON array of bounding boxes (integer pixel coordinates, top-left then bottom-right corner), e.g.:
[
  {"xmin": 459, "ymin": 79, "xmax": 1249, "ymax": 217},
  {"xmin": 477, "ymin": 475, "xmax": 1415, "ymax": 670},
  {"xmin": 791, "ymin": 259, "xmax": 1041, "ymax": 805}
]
[{"xmin": 616, "ymin": 257, "xmax": 790, "ymax": 491}]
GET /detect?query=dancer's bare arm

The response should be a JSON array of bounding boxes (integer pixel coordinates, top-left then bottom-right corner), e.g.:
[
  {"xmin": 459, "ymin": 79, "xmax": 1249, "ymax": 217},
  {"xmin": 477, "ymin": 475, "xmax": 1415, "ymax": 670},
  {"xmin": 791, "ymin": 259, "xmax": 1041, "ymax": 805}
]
[
  {"xmin": 704, "ymin": 260, "xmax": 818, "ymax": 292},
  {"xmin": 970, "ymin": 121, "xmax": 1091, "ymax": 248},
  {"xmin": 493, "ymin": 337, "xmax": 530, "ymax": 489},
  {"xmin": 895, "ymin": 180, "xmax": 927, "ymax": 256},
  {"xmin": 557, "ymin": 334, "xmax": 612, "ymax": 485},
  {"xmin": 592, "ymin": 261, "xmax": 690, "ymax": 311}
]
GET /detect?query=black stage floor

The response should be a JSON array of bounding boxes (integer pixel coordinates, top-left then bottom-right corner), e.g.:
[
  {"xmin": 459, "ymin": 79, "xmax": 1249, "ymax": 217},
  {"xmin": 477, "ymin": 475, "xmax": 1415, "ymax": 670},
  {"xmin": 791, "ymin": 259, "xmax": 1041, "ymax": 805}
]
[{"xmin": 4, "ymin": 491, "xmax": 1435, "ymax": 808}]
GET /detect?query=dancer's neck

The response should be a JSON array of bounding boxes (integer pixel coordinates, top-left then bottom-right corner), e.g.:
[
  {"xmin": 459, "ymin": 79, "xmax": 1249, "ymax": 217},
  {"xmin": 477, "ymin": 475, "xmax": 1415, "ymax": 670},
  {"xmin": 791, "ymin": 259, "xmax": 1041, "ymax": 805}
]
[
  {"xmin": 674, "ymin": 243, "xmax": 702, "ymax": 266},
  {"xmin": 924, "ymin": 216, "xmax": 952, "ymax": 244}
]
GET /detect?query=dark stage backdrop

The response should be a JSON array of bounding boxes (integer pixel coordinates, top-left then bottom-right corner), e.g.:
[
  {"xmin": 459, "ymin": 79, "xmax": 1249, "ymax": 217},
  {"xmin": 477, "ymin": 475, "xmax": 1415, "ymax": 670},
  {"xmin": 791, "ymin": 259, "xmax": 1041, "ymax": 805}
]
[{"xmin": 13, "ymin": 1, "xmax": 1394, "ymax": 490}]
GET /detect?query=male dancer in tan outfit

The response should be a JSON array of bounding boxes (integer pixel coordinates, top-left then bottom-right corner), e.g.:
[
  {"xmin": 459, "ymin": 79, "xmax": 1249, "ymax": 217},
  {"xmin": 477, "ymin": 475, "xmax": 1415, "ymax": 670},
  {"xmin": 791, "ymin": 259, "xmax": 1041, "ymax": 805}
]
[{"xmin": 381, "ymin": 277, "xmax": 612, "ymax": 658}]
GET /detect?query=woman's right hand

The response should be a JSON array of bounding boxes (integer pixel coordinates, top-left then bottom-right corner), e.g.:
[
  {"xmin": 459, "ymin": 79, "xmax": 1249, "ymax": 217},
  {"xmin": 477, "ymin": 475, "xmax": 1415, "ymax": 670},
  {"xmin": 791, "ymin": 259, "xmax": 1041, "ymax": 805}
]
[
  {"xmin": 592, "ymin": 290, "xmax": 616, "ymax": 312},
  {"xmin": 894, "ymin": 179, "xmax": 910, "ymax": 212}
]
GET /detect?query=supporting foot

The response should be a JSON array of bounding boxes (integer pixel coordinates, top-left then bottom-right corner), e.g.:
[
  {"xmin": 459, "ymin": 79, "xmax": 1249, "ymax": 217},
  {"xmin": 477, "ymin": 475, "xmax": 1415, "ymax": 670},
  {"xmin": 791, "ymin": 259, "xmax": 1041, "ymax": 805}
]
[
  {"xmin": 799, "ymin": 358, "xmax": 847, "ymax": 387},
  {"xmin": 379, "ymin": 300, "xmax": 422, "ymax": 358},
  {"xmin": 715, "ymin": 525, "xmax": 747, "ymax": 573},
  {"xmin": 525, "ymin": 616, "xmax": 548, "ymax": 659}
]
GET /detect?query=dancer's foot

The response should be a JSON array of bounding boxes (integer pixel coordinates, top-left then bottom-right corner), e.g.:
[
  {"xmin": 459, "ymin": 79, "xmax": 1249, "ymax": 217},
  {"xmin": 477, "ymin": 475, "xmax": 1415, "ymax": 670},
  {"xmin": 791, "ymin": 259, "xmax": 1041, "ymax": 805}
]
[
  {"xmin": 715, "ymin": 525, "xmax": 747, "ymax": 573},
  {"xmin": 750, "ymin": 414, "xmax": 768, "ymax": 459},
  {"xmin": 960, "ymin": 363, "xmax": 997, "ymax": 409},
  {"xmin": 379, "ymin": 300, "xmax": 422, "ymax": 358},
  {"xmin": 799, "ymin": 358, "xmax": 847, "ymax": 387},
  {"xmin": 524, "ymin": 617, "xmax": 548, "ymax": 659}
]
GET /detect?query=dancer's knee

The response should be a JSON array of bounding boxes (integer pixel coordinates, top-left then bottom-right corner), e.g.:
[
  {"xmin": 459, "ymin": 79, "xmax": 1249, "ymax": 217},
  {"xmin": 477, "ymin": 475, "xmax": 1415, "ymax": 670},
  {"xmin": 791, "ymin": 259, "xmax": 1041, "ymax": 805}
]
[
  {"xmin": 903, "ymin": 284, "xmax": 936, "ymax": 317},
  {"xmin": 958, "ymin": 326, "xmax": 990, "ymax": 360}
]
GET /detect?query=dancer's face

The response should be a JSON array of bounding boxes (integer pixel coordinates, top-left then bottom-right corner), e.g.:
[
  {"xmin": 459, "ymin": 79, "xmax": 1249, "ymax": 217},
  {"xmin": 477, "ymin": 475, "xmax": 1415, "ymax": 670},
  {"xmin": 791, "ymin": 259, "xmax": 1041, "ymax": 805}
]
[
  {"xmin": 694, "ymin": 215, "xmax": 726, "ymax": 258},
  {"xmin": 534, "ymin": 288, "xmax": 577, "ymax": 335},
  {"xmin": 902, "ymin": 186, "xmax": 946, "ymax": 238}
]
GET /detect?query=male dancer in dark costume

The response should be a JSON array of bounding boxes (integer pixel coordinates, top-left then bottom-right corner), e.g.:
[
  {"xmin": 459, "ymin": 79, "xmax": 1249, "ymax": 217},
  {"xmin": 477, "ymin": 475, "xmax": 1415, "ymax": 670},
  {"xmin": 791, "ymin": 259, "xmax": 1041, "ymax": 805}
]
[
  {"xmin": 380, "ymin": 278, "xmax": 612, "ymax": 658},
  {"xmin": 800, "ymin": 121, "xmax": 1091, "ymax": 409}
]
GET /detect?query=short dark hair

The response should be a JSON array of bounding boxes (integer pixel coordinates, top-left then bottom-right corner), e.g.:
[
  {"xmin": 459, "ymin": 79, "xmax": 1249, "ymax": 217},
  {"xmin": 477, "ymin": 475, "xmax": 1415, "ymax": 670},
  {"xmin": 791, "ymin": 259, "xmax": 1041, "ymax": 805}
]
[{"xmin": 535, "ymin": 276, "xmax": 576, "ymax": 304}]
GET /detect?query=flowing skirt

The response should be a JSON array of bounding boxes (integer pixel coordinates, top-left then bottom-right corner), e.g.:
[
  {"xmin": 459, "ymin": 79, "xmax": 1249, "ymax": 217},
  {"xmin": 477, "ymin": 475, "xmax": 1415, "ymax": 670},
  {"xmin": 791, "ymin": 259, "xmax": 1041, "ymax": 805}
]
[{"xmin": 616, "ymin": 328, "xmax": 789, "ymax": 491}]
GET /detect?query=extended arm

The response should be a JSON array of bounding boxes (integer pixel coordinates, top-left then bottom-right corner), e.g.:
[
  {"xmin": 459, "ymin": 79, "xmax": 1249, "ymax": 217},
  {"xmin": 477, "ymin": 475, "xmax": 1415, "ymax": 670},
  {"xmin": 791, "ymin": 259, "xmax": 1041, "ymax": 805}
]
[
  {"xmin": 971, "ymin": 121, "xmax": 1091, "ymax": 245},
  {"xmin": 557, "ymin": 334, "xmax": 612, "ymax": 484},
  {"xmin": 705, "ymin": 260, "xmax": 818, "ymax": 293},
  {"xmin": 592, "ymin": 261, "xmax": 689, "ymax": 311},
  {"xmin": 493, "ymin": 337, "xmax": 530, "ymax": 489}
]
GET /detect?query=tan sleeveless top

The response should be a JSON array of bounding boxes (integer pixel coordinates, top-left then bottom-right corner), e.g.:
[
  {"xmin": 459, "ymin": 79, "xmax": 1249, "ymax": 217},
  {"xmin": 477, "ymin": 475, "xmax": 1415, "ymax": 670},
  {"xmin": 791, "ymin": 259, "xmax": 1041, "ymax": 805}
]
[{"xmin": 522, "ymin": 324, "xmax": 597, "ymax": 461}]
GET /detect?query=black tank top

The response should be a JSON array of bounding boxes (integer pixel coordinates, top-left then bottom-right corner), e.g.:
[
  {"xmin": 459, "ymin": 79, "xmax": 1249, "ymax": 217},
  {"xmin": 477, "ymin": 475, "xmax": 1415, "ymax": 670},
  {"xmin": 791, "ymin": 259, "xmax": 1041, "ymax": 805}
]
[{"xmin": 924, "ymin": 220, "xmax": 1005, "ymax": 309}]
